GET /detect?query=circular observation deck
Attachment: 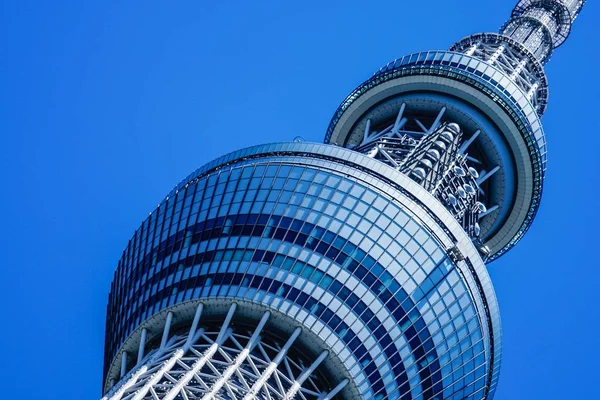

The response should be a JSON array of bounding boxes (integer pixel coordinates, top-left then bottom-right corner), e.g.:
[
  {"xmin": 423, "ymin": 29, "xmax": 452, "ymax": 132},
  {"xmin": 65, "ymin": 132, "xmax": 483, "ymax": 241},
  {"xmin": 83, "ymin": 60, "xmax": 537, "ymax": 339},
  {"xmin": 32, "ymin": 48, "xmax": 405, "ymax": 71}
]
[
  {"xmin": 325, "ymin": 51, "xmax": 546, "ymax": 261},
  {"xmin": 103, "ymin": 143, "xmax": 502, "ymax": 400}
]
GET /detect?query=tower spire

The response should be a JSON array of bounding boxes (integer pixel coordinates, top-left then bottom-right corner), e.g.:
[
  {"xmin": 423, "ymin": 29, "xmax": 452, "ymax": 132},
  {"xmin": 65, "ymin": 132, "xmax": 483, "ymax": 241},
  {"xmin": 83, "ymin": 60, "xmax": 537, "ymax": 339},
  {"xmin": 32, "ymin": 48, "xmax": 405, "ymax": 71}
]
[
  {"xmin": 451, "ymin": 1, "xmax": 585, "ymax": 116},
  {"xmin": 326, "ymin": 0, "xmax": 585, "ymax": 262},
  {"xmin": 503, "ymin": 0, "xmax": 585, "ymax": 62}
]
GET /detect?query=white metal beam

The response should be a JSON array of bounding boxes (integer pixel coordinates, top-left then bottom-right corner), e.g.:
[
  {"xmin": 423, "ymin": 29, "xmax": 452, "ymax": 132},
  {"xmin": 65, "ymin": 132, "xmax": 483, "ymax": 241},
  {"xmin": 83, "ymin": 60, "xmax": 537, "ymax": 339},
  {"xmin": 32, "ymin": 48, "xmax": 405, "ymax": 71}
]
[
  {"xmin": 161, "ymin": 304, "xmax": 237, "ymax": 400},
  {"xmin": 527, "ymin": 81, "xmax": 540, "ymax": 100},
  {"xmin": 137, "ymin": 329, "xmax": 148, "ymax": 366},
  {"xmin": 317, "ymin": 379, "xmax": 349, "ymax": 400},
  {"xmin": 160, "ymin": 312, "xmax": 174, "ymax": 351},
  {"xmin": 459, "ymin": 130, "xmax": 481, "ymax": 154},
  {"xmin": 362, "ymin": 123, "xmax": 396, "ymax": 145},
  {"xmin": 428, "ymin": 106, "xmax": 447, "ymax": 134},
  {"xmin": 465, "ymin": 155, "xmax": 482, "ymax": 164},
  {"xmin": 415, "ymin": 119, "xmax": 428, "ymax": 133},
  {"xmin": 121, "ymin": 352, "xmax": 128, "ymax": 378},
  {"xmin": 477, "ymin": 166, "xmax": 500, "ymax": 185},
  {"xmin": 129, "ymin": 349, "xmax": 186, "ymax": 400},
  {"xmin": 242, "ymin": 327, "xmax": 302, "ymax": 400},
  {"xmin": 488, "ymin": 44, "xmax": 505, "ymax": 64},
  {"xmin": 479, "ymin": 205, "xmax": 499, "ymax": 218},
  {"xmin": 186, "ymin": 303, "xmax": 204, "ymax": 347},
  {"xmin": 510, "ymin": 57, "xmax": 528, "ymax": 79},
  {"xmin": 283, "ymin": 350, "xmax": 328, "ymax": 400},
  {"xmin": 364, "ymin": 119, "xmax": 371, "ymax": 140},
  {"xmin": 378, "ymin": 146, "xmax": 400, "ymax": 168},
  {"xmin": 201, "ymin": 311, "xmax": 270, "ymax": 400},
  {"xmin": 102, "ymin": 366, "xmax": 148, "ymax": 400},
  {"xmin": 391, "ymin": 103, "xmax": 407, "ymax": 135},
  {"xmin": 465, "ymin": 43, "xmax": 478, "ymax": 56}
]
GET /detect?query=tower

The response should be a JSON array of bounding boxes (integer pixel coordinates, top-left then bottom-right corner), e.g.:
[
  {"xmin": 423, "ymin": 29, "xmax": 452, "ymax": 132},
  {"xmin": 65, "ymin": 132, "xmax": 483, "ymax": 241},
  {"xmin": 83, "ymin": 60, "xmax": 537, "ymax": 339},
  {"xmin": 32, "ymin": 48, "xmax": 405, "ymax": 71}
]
[{"xmin": 100, "ymin": 1, "xmax": 584, "ymax": 399}]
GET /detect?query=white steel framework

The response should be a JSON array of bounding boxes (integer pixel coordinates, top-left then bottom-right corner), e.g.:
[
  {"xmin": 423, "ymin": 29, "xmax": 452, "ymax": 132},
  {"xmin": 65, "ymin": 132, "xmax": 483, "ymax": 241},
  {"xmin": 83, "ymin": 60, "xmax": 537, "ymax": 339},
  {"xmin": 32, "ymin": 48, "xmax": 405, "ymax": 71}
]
[
  {"xmin": 354, "ymin": 105, "xmax": 491, "ymax": 251},
  {"xmin": 102, "ymin": 304, "xmax": 344, "ymax": 400},
  {"xmin": 451, "ymin": 0, "xmax": 585, "ymax": 116}
]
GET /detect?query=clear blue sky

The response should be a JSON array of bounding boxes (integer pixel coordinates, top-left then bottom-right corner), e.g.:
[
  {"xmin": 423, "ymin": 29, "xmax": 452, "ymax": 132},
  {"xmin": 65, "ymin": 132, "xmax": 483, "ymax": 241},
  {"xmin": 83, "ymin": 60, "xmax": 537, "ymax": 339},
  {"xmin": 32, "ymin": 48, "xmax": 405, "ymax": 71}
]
[{"xmin": 1, "ymin": 1, "xmax": 598, "ymax": 398}]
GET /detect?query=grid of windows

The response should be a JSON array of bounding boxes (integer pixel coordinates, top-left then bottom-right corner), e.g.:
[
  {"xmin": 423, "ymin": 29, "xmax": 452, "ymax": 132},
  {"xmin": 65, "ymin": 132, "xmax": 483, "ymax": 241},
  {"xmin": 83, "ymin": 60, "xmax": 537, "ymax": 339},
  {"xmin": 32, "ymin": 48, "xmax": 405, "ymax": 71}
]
[{"xmin": 106, "ymin": 152, "xmax": 495, "ymax": 399}]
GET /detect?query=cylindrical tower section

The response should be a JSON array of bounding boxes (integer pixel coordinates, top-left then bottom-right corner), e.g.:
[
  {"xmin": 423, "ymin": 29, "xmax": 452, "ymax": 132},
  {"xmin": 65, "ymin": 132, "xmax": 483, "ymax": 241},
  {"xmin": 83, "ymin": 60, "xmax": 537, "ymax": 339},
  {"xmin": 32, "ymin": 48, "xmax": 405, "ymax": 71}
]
[{"xmin": 102, "ymin": 143, "xmax": 501, "ymax": 400}]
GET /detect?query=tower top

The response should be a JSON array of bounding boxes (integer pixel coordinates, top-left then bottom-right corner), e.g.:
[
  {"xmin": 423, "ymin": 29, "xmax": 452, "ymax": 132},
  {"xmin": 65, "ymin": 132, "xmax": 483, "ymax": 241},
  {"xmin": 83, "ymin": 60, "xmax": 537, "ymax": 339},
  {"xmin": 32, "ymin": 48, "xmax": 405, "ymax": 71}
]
[
  {"xmin": 325, "ymin": 0, "xmax": 585, "ymax": 261},
  {"xmin": 499, "ymin": 0, "xmax": 585, "ymax": 63}
]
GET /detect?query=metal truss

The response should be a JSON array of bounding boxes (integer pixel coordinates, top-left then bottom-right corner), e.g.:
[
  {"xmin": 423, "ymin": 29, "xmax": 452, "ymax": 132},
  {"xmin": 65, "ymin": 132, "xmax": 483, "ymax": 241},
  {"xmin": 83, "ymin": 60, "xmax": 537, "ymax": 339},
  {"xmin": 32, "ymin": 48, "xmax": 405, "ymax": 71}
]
[
  {"xmin": 102, "ymin": 304, "xmax": 346, "ymax": 400},
  {"xmin": 451, "ymin": 1, "xmax": 585, "ymax": 116},
  {"xmin": 500, "ymin": 0, "xmax": 584, "ymax": 62},
  {"xmin": 451, "ymin": 33, "xmax": 548, "ymax": 114},
  {"xmin": 354, "ymin": 104, "xmax": 491, "ymax": 245}
]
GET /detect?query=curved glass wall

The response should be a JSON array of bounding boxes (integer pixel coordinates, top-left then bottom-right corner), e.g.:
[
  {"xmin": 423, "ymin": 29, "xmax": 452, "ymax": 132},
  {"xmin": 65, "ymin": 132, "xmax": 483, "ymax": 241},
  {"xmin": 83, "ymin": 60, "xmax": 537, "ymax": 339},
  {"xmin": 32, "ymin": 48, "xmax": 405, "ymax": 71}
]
[{"xmin": 105, "ymin": 145, "xmax": 499, "ymax": 399}]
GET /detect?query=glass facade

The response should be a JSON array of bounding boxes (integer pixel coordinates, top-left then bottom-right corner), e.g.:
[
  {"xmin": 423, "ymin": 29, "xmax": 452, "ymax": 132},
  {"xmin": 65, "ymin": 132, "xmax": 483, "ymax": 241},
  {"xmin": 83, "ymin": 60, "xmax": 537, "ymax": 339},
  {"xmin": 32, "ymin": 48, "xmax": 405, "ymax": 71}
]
[{"xmin": 104, "ymin": 143, "xmax": 500, "ymax": 400}]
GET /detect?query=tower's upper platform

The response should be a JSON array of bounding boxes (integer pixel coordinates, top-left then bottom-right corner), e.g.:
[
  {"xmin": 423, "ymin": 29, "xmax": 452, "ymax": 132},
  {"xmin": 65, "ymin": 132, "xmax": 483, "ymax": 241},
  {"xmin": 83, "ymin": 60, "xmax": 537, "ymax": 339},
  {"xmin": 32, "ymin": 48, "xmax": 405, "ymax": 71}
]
[{"xmin": 325, "ymin": 0, "xmax": 584, "ymax": 261}]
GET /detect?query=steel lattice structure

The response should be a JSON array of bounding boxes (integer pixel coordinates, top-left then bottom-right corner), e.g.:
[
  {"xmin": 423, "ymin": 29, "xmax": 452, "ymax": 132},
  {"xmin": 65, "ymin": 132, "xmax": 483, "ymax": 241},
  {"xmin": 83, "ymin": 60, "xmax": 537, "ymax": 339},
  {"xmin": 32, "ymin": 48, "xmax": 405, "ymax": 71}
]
[
  {"xmin": 103, "ymin": 304, "xmax": 345, "ymax": 400},
  {"xmin": 100, "ymin": 1, "xmax": 585, "ymax": 399}
]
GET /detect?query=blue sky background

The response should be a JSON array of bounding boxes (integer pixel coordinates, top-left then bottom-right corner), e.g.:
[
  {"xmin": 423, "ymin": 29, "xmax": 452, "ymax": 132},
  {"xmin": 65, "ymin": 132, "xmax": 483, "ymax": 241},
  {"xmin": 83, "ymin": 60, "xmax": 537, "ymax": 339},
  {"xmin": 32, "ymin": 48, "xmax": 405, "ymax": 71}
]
[{"xmin": 1, "ymin": 1, "xmax": 598, "ymax": 398}]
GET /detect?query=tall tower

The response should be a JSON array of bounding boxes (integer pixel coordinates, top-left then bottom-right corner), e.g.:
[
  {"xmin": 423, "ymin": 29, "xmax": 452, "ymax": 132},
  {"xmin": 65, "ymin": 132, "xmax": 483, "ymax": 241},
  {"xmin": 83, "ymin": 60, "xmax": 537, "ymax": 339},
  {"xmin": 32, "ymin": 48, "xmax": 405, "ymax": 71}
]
[{"xmin": 100, "ymin": 1, "xmax": 584, "ymax": 399}]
